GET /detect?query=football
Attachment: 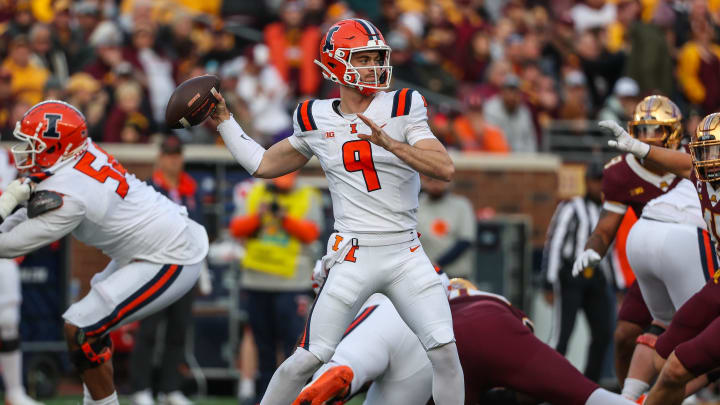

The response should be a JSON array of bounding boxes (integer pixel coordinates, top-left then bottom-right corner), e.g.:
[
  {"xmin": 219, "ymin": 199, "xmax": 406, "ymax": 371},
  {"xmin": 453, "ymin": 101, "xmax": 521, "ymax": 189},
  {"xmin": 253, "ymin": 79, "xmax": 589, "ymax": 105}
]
[{"xmin": 165, "ymin": 74, "xmax": 220, "ymax": 129}]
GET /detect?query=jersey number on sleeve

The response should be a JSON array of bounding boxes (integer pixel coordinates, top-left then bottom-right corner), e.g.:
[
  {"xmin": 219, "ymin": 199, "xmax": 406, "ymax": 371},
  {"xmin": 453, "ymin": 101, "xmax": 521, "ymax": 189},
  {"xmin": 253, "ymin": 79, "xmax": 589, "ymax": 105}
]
[
  {"xmin": 74, "ymin": 148, "xmax": 129, "ymax": 198},
  {"xmin": 343, "ymin": 140, "xmax": 381, "ymax": 192}
]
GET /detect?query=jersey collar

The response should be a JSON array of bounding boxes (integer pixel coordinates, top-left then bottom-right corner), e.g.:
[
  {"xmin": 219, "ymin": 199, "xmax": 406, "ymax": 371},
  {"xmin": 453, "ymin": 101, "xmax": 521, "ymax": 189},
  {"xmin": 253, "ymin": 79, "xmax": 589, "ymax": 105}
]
[{"xmin": 626, "ymin": 154, "xmax": 676, "ymax": 191}]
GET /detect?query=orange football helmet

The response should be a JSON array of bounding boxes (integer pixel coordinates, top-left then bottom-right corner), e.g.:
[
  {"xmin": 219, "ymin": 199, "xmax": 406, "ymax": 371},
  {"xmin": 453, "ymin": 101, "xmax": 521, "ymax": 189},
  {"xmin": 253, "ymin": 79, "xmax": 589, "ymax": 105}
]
[
  {"xmin": 690, "ymin": 112, "xmax": 720, "ymax": 182},
  {"xmin": 314, "ymin": 19, "xmax": 392, "ymax": 96},
  {"xmin": 12, "ymin": 100, "xmax": 89, "ymax": 171}
]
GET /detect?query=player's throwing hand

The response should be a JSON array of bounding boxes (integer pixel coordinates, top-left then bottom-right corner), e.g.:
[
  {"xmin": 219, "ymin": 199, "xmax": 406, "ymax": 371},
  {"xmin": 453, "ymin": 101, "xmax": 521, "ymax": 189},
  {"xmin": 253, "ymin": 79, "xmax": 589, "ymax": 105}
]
[
  {"xmin": 210, "ymin": 88, "xmax": 231, "ymax": 123},
  {"xmin": 357, "ymin": 113, "xmax": 397, "ymax": 151}
]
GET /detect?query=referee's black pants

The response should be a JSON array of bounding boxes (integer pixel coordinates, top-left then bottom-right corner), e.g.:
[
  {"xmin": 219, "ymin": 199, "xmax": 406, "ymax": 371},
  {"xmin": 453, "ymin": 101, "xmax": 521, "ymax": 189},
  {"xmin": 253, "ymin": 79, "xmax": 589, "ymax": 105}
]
[{"xmin": 554, "ymin": 267, "xmax": 613, "ymax": 382}]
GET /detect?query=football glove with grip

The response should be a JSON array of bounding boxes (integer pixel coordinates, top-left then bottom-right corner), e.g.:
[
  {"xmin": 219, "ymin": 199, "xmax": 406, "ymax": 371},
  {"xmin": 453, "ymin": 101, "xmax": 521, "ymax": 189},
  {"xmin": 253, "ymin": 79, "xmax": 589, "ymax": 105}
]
[
  {"xmin": 0, "ymin": 179, "xmax": 33, "ymax": 220},
  {"xmin": 572, "ymin": 249, "xmax": 602, "ymax": 277},
  {"xmin": 600, "ymin": 120, "xmax": 651, "ymax": 159}
]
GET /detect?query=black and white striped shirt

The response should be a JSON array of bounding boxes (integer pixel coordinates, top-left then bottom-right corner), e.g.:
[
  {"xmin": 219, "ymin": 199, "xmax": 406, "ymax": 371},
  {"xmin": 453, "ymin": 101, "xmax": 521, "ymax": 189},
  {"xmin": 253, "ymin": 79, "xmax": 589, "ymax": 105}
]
[{"xmin": 541, "ymin": 196, "xmax": 613, "ymax": 284}]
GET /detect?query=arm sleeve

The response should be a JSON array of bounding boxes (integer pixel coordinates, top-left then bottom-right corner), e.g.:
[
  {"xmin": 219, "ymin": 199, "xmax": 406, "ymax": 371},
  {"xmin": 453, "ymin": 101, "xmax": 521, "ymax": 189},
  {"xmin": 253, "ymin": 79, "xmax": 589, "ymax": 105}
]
[
  {"xmin": 0, "ymin": 195, "xmax": 85, "ymax": 258},
  {"xmin": 0, "ymin": 208, "xmax": 28, "ymax": 233},
  {"xmin": 404, "ymin": 91, "xmax": 438, "ymax": 146}
]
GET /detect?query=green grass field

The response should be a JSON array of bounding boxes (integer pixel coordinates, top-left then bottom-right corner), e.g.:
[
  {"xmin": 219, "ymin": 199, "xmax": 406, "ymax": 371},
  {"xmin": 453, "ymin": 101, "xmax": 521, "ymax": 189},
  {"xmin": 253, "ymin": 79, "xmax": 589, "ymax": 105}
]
[{"xmin": 36, "ymin": 395, "xmax": 366, "ymax": 404}]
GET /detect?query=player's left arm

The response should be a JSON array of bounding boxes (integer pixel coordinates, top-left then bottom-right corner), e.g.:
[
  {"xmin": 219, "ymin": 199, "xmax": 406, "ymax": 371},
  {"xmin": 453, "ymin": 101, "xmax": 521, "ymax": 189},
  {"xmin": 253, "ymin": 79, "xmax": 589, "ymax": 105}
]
[
  {"xmin": 0, "ymin": 194, "xmax": 85, "ymax": 258},
  {"xmin": 357, "ymin": 91, "xmax": 454, "ymax": 181}
]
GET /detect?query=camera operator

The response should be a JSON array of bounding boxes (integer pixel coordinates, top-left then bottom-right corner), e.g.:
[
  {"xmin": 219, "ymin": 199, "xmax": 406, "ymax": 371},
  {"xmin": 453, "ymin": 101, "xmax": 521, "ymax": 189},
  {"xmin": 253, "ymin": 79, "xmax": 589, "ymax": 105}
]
[{"xmin": 229, "ymin": 171, "xmax": 323, "ymax": 402}]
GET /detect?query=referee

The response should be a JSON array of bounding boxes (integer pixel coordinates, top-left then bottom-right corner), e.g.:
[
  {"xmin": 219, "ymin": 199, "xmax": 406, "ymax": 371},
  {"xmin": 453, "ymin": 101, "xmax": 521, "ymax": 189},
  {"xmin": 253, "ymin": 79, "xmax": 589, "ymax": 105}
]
[{"xmin": 541, "ymin": 161, "xmax": 614, "ymax": 382}]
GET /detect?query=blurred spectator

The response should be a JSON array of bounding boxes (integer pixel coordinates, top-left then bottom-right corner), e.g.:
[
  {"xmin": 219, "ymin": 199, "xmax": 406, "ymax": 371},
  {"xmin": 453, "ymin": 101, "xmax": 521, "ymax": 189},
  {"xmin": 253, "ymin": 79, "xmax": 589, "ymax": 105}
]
[
  {"xmin": 451, "ymin": 94, "xmax": 509, "ymax": 153},
  {"xmin": 103, "ymin": 81, "xmax": 152, "ymax": 143},
  {"xmin": 571, "ymin": 0, "xmax": 617, "ymax": 33},
  {"xmin": 559, "ymin": 70, "xmax": 591, "ymax": 120},
  {"xmin": 474, "ymin": 59, "xmax": 512, "ymax": 101},
  {"xmin": 4, "ymin": 100, "xmax": 31, "ymax": 141},
  {"xmin": 229, "ymin": 173, "xmax": 322, "ymax": 402},
  {"xmin": 51, "ymin": 0, "xmax": 92, "ymax": 73},
  {"xmin": 3, "ymin": 0, "xmax": 34, "ymax": 39},
  {"xmin": 597, "ymin": 77, "xmax": 640, "ymax": 122},
  {"xmin": 235, "ymin": 44, "xmax": 292, "ymax": 146},
  {"xmin": 576, "ymin": 29, "xmax": 626, "ymax": 112},
  {"xmin": 458, "ymin": 30, "xmax": 491, "ymax": 82},
  {"xmin": 413, "ymin": 37, "xmax": 458, "ymax": 96},
  {"xmin": 387, "ymin": 29, "xmax": 420, "ymax": 85},
  {"xmin": 65, "ymin": 73, "xmax": 109, "ymax": 140},
  {"xmin": 42, "ymin": 77, "xmax": 64, "ymax": 100},
  {"xmin": 29, "ymin": 23, "xmax": 69, "ymax": 84},
  {"xmin": 128, "ymin": 25, "xmax": 176, "ymax": 127},
  {"xmin": 264, "ymin": 1, "xmax": 322, "ymax": 97},
  {"xmin": 676, "ymin": 15, "xmax": 720, "ymax": 115},
  {"xmin": 417, "ymin": 174, "xmax": 477, "ymax": 280},
  {"xmin": 483, "ymin": 74, "xmax": 538, "ymax": 152},
  {"xmin": 84, "ymin": 21, "xmax": 125, "ymax": 84},
  {"xmin": 2, "ymin": 35, "xmax": 49, "ymax": 106},
  {"xmin": 130, "ymin": 135, "xmax": 209, "ymax": 405},
  {"xmin": 0, "ymin": 69, "xmax": 15, "ymax": 140},
  {"xmin": 625, "ymin": 1, "xmax": 674, "ymax": 97}
]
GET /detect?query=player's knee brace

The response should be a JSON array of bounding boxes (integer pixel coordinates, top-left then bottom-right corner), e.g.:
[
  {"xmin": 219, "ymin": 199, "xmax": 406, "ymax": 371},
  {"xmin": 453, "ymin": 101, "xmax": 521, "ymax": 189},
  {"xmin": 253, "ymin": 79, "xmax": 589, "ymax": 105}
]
[
  {"xmin": 636, "ymin": 324, "xmax": 666, "ymax": 349},
  {"xmin": 69, "ymin": 330, "xmax": 113, "ymax": 372}
]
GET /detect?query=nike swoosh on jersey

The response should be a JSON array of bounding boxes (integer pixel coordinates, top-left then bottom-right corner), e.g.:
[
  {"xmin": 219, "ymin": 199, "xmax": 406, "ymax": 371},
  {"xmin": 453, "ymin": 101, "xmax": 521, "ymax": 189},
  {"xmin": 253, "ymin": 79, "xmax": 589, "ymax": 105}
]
[{"xmin": 410, "ymin": 245, "xmax": 420, "ymax": 252}]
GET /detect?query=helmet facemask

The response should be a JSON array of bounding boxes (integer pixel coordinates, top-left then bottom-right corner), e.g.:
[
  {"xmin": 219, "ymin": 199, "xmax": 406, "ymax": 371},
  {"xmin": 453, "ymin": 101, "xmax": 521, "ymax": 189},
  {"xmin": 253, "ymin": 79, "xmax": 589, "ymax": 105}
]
[
  {"xmin": 316, "ymin": 45, "xmax": 393, "ymax": 95},
  {"xmin": 690, "ymin": 136, "xmax": 720, "ymax": 182},
  {"xmin": 691, "ymin": 113, "xmax": 720, "ymax": 182},
  {"xmin": 627, "ymin": 121, "xmax": 681, "ymax": 149},
  {"xmin": 12, "ymin": 121, "xmax": 47, "ymax": 171}
]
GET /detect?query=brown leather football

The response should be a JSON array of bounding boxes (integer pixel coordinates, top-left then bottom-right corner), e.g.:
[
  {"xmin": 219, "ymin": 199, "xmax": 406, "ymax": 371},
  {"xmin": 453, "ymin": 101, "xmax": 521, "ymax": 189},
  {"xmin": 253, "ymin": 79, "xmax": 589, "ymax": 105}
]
[{"xmin": 165, "ymin": 74, "xmax": 220, "ymax": 129}]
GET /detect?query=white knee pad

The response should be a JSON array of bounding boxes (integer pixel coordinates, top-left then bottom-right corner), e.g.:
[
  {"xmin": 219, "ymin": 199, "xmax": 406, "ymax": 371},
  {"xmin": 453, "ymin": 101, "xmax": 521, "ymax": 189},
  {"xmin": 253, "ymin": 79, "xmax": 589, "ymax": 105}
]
[{"xmin": 0, "ymin": 304, "xmax": 19, "ymax": 341}]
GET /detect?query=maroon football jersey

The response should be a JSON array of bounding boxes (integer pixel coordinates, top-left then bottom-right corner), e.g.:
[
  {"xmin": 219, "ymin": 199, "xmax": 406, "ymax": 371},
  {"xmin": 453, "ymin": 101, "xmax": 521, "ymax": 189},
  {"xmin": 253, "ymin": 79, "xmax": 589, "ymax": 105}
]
[
  {"xmin": 691, "ymin": 169, "xmax": 720, "ymax": 246},
  {"xmin": 602, "ymin": 153, "xmax": 682, "ymax": 217}
]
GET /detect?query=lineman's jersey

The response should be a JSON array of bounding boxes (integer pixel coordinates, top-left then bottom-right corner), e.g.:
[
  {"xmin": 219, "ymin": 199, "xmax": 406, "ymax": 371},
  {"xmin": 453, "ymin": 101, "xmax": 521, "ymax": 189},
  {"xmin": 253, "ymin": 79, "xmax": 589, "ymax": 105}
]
[
  {"xmin": 287, "ymin": 89, "xmax": 436, "ymax": 232},
  {"xmin": 0, "ymin": 140, "xmax": 208, "ymax": 265},
  {"xmin": 0, "ymin": 148, "xmax": 17, "ymax": 191}
]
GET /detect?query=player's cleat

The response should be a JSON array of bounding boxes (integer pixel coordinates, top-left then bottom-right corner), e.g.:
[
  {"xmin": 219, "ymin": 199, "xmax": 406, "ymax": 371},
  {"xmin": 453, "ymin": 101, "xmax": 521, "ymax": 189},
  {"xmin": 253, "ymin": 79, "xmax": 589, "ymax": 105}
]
[
  {"xmin": 292, "ymin": 365, "xmax": 353, "ymax": 405},
  {"xmin": 5, "ymin": 391, "xmax": 44, "ymax": 405},
  {"xmin": 131, "ymin": 389, "xmax": 155, "ymax": 405},
  {"xmin": 157, "ymin": 391, "xmax": 193, "ymax": 405}
]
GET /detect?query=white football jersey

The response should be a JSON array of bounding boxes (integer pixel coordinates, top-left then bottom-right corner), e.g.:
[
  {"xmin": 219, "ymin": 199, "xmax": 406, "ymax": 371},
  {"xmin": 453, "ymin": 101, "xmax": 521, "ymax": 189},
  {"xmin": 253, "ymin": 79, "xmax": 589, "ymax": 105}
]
[
  {"xmin": 0, "ymin": 140, "xmax": 208, "ymax": 265},
  {"xmin": 642, "ymin": 178, "xmax": 706, "ymax": 229},
  {"xmin": 288, "ymin": 89, "xmax": 437, "ymax": 232},
  {"xmin": 0, "ymin": 148, "xmax": 18, "ymax": 191}
]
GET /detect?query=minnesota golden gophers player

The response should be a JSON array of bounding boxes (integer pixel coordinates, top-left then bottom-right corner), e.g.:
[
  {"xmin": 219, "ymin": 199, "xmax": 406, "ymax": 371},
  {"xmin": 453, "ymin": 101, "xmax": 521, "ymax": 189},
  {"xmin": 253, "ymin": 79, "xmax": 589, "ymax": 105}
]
[
  {"xmin": 300, "ymin": 278, "xmax": 639, "ymax": 405},
  {"xmin": 211, "ymin": 18, "xmax": 464, "ymax": 405},
  {"xmin": 574, "ymin": 96, "xmax": 684, "ymax": 388},
  {"xmin": 604, "ymin": 112, "xmax": 720, "ymax": 405}
]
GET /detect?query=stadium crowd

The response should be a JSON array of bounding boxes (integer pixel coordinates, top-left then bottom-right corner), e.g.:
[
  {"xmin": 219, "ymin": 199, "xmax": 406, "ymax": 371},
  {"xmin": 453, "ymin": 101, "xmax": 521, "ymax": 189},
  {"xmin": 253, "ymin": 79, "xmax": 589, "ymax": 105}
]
[{"xmin": 0, "ymin": 0, "xmax": 718, "ymax": 153}]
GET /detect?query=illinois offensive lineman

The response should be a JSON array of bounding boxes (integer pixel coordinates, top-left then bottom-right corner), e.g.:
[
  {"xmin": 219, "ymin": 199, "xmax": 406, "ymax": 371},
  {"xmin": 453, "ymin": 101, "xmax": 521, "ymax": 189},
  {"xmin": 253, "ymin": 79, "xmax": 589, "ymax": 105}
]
[
  {"xmin": 0, "ymin": 101, "xmax": 208, "ymax": 405},
  {"xmin": 571, "ymin": 95, "xmax": 684, "ymax": 390},
  {"xmin": 603, "ymin": 112, "xmax": 720, "ymax": 405},
  {"xmin": 299, "ymin": 278, "xmax": 639, "ymax": 405},
  {"xmin": 211, "ymin": 18, "xmax": 464, "ymax": 405},
  {"xmin": 0, "ymin": 149, "xmax": 43, "ymax": 405}
]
